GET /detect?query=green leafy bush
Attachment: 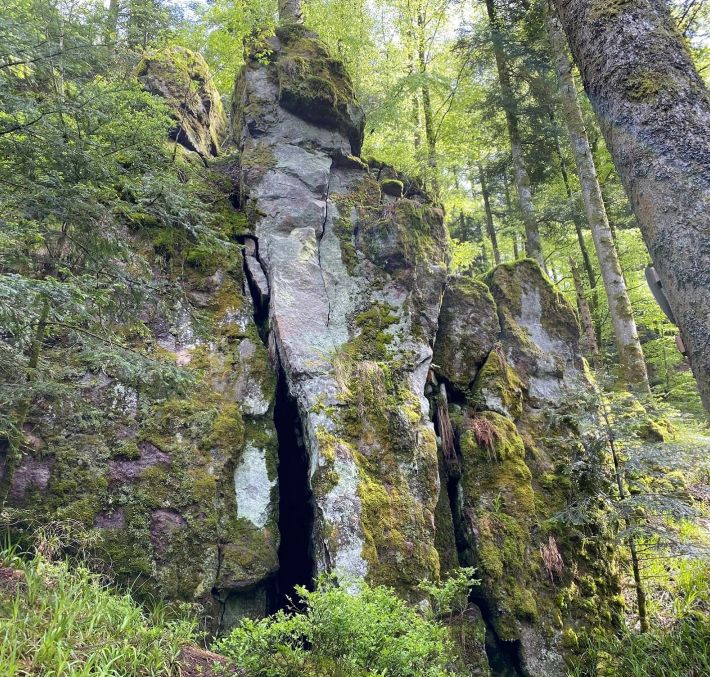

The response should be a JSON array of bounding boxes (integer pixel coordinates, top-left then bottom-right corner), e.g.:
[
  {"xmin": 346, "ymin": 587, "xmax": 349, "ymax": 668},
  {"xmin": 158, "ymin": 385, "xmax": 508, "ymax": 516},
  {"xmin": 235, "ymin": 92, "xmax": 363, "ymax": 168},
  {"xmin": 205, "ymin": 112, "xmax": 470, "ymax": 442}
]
[{"xmin": 214, "ymin": 575, "xmax": 464, "ymax": 676}]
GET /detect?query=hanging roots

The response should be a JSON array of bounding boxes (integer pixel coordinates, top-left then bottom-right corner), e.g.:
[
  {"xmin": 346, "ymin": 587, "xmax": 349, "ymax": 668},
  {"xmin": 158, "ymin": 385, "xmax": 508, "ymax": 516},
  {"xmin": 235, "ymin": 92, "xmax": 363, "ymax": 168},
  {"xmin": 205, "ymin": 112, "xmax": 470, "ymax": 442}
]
[
  {"xmin": 436, "ymin": 384, "xmax": 456, "ymax": 462},
  {"xmin": 468, "ymin": 416, "xmax": 499, "ymax": 460},
  {"xmin": 540, "ymin": 534, "xmax": 564, "ymax": 582}
]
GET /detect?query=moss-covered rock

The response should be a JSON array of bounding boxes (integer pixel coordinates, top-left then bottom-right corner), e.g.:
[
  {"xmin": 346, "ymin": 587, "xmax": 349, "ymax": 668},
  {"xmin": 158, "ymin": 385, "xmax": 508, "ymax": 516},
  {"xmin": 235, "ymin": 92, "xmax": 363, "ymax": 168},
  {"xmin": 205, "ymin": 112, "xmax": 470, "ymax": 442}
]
[
  {"xmin": 274, "ymin": 24, "xmax": 364, "ymax": 155},
  {"xmin": 8, "ymin": 178, "xmax": 279, "ymax": 632},
  {"xmin": 137, "ymin": 46, "xmax": 225, "ymax": 159},
  {"xmin": 433, "ymin": 276, "xmax": 500, "ymax": 390},
  {"xmin": 430, "ymin": 259, "xmax": 622, "ymax": 674}
]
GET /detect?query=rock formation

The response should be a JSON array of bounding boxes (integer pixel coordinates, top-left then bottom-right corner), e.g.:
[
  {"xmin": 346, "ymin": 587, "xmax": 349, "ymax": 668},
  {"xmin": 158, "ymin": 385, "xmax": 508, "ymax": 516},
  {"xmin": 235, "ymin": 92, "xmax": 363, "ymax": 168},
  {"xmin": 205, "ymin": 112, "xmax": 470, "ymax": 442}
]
[
  {"xmin": 233, "ymin": 24, "xmax": 448, "ymax": 596},
  {"xmin": 3, "ymin": 33, "xmax": 622, "ymax": 675}
]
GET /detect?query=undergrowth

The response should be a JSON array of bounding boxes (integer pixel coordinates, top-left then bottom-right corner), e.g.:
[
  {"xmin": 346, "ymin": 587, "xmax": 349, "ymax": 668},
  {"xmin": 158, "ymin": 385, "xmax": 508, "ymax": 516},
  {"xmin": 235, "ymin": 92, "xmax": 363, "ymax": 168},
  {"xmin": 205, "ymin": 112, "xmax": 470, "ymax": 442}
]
[
  {"xmin": 214, "ymin": 574, "xmax": 469, "ymax": 677},
  {"xmin": 0, "ymin": 545, "xmax": 197, "ymax": 676}
]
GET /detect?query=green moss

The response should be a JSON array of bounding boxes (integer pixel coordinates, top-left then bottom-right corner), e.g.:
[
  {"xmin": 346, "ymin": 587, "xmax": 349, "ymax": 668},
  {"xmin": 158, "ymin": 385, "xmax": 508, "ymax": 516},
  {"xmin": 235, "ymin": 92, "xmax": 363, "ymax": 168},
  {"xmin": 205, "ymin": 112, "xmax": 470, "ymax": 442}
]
[
  {"xmin": 626, "ymin": 69, "xmax": 676, "ymax": 101},
  {"xmin": 457, "ymin": 412, "xmax": 540, "ymax": 639},
  {"xmin": 589, "ymin": 0, "xmax": 632, "ymax": 20},
  {"xmin": 470, "ymin": 344, "xmax": 524, "ymax": 419},
  {"xmin": 380, "ymin": 178, "xmax": 404, "ymax": 197},
  {"xmin": 209, "ymin": 404, "xmax": 245, "ymax": 450},
  {"xmin": 349, "ymin": 303, "xmax": 399, "ymax": 361},
  {"xmin": 240, "ymin": 142, "xmax": 277, "ymax": 182},
  {"xmin": 274, "ymin": 25, "xmax": 363, "ymax": 153}
]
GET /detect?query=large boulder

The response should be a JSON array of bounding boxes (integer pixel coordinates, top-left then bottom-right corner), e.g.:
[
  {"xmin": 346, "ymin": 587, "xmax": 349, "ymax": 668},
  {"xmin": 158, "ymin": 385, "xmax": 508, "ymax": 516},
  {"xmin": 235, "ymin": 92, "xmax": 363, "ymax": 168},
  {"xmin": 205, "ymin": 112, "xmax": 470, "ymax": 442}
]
[
  {"xmin": 433, "ymin": 276, "xmax": 500, "ymax": 390},
  {"xmin": 138, "ymin": 46, "xmax": 225, "ymax": 159}
]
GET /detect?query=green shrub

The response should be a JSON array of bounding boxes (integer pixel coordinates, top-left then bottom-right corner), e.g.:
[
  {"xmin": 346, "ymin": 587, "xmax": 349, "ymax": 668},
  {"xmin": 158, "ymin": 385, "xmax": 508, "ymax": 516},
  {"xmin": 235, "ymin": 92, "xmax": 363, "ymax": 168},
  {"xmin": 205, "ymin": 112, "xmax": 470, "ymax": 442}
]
[
  {"xmin": 214, "ymin": 575, "xmax": 463, "ymax": 676},
  {"xmin": 0, "ymin": 548, "xmax": 197, "ymax": 675}
]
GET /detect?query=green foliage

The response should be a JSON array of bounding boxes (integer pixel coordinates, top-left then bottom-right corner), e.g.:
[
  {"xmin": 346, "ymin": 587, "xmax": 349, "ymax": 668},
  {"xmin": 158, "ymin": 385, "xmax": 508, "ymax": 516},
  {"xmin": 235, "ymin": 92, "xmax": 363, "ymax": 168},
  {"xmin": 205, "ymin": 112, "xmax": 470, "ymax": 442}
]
[
  {"xmin": 571, "ymin": 615, "xmax": 710, "ymax": 677},
  {"xmin": 0, "ymin": 546, "xmax": 197, "ymax": 675},
  {"xmin": 215, "ymin": 574, "xmax": 463, "ymax": 676},
  {"xmin": 418, "ymin": 567, "xmax": 479, "ymax": 621},
  {"xmin": 0, "ymin": 0, "xmax": 242, "ymax": 496}
]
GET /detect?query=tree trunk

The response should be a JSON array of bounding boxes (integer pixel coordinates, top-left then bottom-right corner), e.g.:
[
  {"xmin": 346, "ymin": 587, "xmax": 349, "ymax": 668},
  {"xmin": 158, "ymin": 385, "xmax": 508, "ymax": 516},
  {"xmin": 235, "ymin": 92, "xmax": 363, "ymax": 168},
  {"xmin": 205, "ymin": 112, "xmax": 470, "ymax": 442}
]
[
  {"xmin": 554, "ymin": 0, "xmax": 710, "ymax": 412},
  {"xmin": 479, "ymin": 164, "xmax": 501, "ymax": 264},
  {"xmin": 278, "ymin": 0, "xmax": 303, "ymax": 24},
  {"xmin": 571, "ymin": 257, "xmax": 599, "ymax": 360},
  {"xmin": 601, "ymin": 402, "xmax": 649, "ymax": 632},
  {"xmin": 105, "ymin": 0, "xmax": 120, "ymax": 45},
  {"xmin": 409, "ymin": 49, "xmax": 422, "ymax": 151},
  {"xmin": 416, "ymin": 9, "xmax": 438, "ymax": 196},
  {"xmin": 548, "ymin": 11, "xmax": 650, "ymax": 392},
  {"xmin": 485, "ymin": 0, "xmax": 543, "ymax": 266}
]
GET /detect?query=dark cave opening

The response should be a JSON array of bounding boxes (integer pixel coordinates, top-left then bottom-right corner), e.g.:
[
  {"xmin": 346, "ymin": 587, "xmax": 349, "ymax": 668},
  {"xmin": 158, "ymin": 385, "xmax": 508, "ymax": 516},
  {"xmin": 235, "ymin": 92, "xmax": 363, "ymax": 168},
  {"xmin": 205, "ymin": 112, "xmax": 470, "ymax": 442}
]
[
  {"xmin": 473, "ymin": 593, "xmax": 526, "ymax": 677},
  {"xmin": 272, "ymin": 371, "xmax": 316, "ymax": 611}
]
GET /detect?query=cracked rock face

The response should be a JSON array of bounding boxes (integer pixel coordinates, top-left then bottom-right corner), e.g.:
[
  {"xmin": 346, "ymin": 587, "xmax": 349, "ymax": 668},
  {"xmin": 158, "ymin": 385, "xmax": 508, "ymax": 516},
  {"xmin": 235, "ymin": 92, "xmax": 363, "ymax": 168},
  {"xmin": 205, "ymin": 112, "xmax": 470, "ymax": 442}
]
[
  {"xmin": 433, "ymin": 260, "xmax": 622, "ymax": 676},
  {"xmin": 234, "ymin": 27, "xmax": 449, "ymax": 594}
]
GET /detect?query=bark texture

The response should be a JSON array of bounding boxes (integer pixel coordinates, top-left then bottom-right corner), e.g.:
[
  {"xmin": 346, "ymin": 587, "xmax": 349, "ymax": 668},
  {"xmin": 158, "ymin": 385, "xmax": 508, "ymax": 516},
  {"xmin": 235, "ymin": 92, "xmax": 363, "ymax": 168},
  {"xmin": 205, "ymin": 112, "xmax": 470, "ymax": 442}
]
[
  {"xmin": 548, "ymin": 11, "xmax": 649, "ymax": 391},
  {"xmin": 479, "ymin": 164, "xmax": 501, "ymax": 264},
  {"xmin": 485, "ymin": 0, "xmax": 543, "ymax": 265},
  {"xmin": 554, "ymin": 0, "xmax": 710, "ymax": 411}
]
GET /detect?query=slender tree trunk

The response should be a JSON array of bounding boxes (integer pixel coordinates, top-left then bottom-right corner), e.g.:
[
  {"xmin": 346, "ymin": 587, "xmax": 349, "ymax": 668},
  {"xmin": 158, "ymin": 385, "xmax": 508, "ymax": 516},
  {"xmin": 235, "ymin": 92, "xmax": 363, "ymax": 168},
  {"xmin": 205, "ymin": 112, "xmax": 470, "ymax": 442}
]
[
  {"xmin": 551, "ymin": 117, "xmax": 603, "ymax": 345},
  {"xmin": 554, "ymin": 0, "xmax": 710, "ymax": 412},
  {"xmin": 548, "ymin": 11, "xmax": 650, "ymax": 392},
  {"xmin": 550, "ymin": 111, "xmax": 596, "ymax": 287},
  {"xmin": 410, "ymin": 48, "xmax": 422, "ymax": 152},
  {"xmin": 502, "ymin": 171, "xmax": 521, "ymax": 259},
  {"xmin": 485, "ymin": 0, "xmax": 543, "ymax": 266},
  {"xmin": 0, "ymin": 298, "xmax": 50, "ymax": 508},
  {"xmin": 416, "ymin": 9, "xmax": 438, "ymax": 196},
  {"xmin": 105, "ymin": 0, "xmax": 120, "ymax": 45},
  {"xmin": 601, "ymin": 402, "xmax": 649, "ymax": 632},
  {"xmin": 479, "ymin": 164, "xmax": 501, "ymax": 264},
  {"xmin": 571, "ymin": 257, "xmax": 599, "ymax": 360},
  {"xmin": 279, "ymin": 0, "xmax": 303, "ymax": 24}
]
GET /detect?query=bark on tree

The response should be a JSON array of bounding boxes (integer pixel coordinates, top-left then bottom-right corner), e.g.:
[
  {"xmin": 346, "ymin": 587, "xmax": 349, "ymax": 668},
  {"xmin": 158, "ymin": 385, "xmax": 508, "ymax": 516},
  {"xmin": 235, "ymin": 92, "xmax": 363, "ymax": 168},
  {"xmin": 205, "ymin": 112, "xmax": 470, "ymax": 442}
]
[
  {"xmin": 554, "ymin": 0, "xmax": 710, "ymax": 412},
  {"xmin": 485, "ymin": 0, "xmax": 543, "ymax": 266},
  {"xmin": 278, "ymin": 0, "xmax": 303, "ymax": 24},
  {"xmin": 571, "ymin": 257, "xmax": 600, "ymax": 360},
  {"xmin": 548, "ymin": 11, "xmax": 650, "ymax": 392},
  {"xmin": 479, "ymin": 164, "xmax": 501, "ymax": 264}
]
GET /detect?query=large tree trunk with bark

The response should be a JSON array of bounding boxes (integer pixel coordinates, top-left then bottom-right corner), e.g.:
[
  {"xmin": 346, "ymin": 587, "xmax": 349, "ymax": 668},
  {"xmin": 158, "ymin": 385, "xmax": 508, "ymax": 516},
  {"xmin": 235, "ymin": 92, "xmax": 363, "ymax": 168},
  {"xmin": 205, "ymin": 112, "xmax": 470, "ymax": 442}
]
[
  {"xmin": 548, "ymin": 11, "xmax": 650, "ymax": 392},
  {"xmin": 554, "ymin": 0, "xmax": 710, "ymax": 412},
  {"xmin": 485, "ymin": 0, "xmax": 543, "ymax": 265}
]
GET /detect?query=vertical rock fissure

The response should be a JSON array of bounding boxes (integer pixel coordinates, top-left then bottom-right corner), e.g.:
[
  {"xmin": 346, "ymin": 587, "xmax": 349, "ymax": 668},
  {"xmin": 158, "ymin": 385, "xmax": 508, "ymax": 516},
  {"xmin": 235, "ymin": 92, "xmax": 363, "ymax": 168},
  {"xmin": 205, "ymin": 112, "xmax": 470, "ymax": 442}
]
[
  {"xmin": 432, "ymin": 380, "xmax": 525, "ymax": 677},
  {"xmin": 241, "ymin": 246, "xmax": 316, "ymax": 611},
  {"xmin": 273, "ymin": 369, "xmax": 316, "ymax": 610},
  {"xmin": 316, "ymin": 170, "xmax": 332, "ymax": 328}
]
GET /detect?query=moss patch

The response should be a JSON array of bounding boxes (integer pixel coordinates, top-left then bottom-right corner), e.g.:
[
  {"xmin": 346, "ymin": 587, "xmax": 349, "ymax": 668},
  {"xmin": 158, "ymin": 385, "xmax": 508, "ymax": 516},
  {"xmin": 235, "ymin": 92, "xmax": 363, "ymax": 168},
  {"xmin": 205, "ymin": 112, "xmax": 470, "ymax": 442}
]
[{"xmin": 274, "ymin": 24, "xmax": 364, "ymax": 154}]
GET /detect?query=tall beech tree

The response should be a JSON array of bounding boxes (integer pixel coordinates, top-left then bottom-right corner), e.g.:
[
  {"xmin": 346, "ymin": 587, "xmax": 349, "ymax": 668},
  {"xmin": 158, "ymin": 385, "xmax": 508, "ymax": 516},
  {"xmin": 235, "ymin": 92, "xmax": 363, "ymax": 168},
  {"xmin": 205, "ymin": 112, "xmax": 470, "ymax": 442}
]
[
  {"xmin": 547, "ymin": 10, "xmax": 650, "ymax": 391},
  {"xmin": 484, "ymin": 0, "xmax": 543, "ymax": 265},
  {"xmin": 554, "ymin": 0, "xmax": 710, "ymax": 413}
]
